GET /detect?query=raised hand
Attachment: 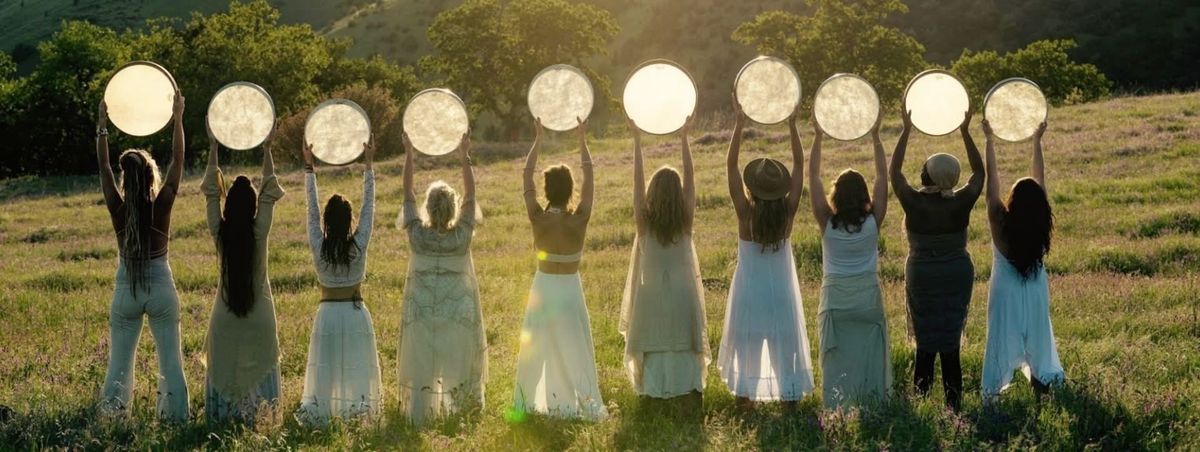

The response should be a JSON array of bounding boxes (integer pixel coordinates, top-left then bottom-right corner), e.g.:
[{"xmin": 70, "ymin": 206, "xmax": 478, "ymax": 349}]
[
  {"xmin": 97, "ymin": 100, "xmax": 108, "ymax": 129},
  {"xmin": 172, "ymin": 91, "xmax": 185, "ymax": 122},
  {"xmin": 576, "ymin": 116, "xmax": 587, "ymax": 147},
  {"xmin": 870, "ymin": 110, "xmax": 882, "ymax": 139},
  {"xmin": 960, "ymin": 109, "xmax": 974, "ymax": 131},
  {"xmin": 731, "ymin": 92, "xmax": 745, "ymax": 128},
  {"xmin": 458, "ymin": 132, "xmax": 472, "ymax": 162},
  {"xmin": 302, "ymin": 141, "xmax": 315, "ymax": 168},
  {"xmin": 534, "ymin": 117, "xmax": 544, "ymax": 142},
  {"xmin": 1034, "ymin": 121, "xmax": 1048, "ymax": 141},
  {"xmin": 981, "ymin": 118, "xmax": 995, "ymax": 140},
  {"xmin": 681, "ymin": 114, "xmax": 693, "ymax": 138},
  {"xmin": 364, "ymin": 133, "xmax": 376, "ymax": 165},
  {"xmin": 902, "ymin": 109, "xmax": 914, "ymax": 131}
]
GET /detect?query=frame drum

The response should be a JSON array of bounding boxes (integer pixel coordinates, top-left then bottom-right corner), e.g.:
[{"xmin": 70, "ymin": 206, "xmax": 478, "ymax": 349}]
[
  {"xmin": 305, "ymin": 99, "xmax": 371, "ymax": 166},
  {"xmin": 903, "ymin": 70, "xmax": 970, "ymax": 136},
  {"xmin": 813, "ymin": 73, "xmax": 880, "ymax": 141},
  {"xmin": 734, "ymin": 56, "xmax": 801, "ymax": 125},
  {"xmin": 207, "ymin": 82, "xmax": 275, "ymax": 150},
  {"xmin": 622, "ymin": 60, "xmax": 697, "ymax": 135},
  {"xmin": 528, "ymin": 64, "xmax": 594, "ymax": 132},
  {"xmin": 103, "ymin": 61, "xmax": 177, "ymax": 137},
  {"xmin": 403, "ymin": 88, "xmax": 470, "ymax": 156},
  {"xmin": 984, "ymin": 78, "xmax": 1047, "ymax": 142}
]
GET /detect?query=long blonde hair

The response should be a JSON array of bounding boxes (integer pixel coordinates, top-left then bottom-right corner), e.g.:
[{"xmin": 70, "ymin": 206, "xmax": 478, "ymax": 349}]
[
  {"xmin": 643, "ymin": 166, "xmax": 687, "ymax": 245},
  {"xmin": 117, "ymin": 149, "xmax": 162, "ymax": 291},
  {"xmin": 424, "ymin": 181, "xmax": 459, "ymax": 231}
]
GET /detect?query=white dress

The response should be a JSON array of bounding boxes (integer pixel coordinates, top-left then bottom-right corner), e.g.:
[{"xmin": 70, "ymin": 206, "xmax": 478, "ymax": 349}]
[
  {"xmin": 717, "ymin": 239, "xmax": 816, "ymax": 401},
  {"xmin": 981, "ymin": 247, "xmax": 1065, "ymax": 401},
  {"xmin": 512, "ymin": 254, "xmax": 607, "ymax": 421}
]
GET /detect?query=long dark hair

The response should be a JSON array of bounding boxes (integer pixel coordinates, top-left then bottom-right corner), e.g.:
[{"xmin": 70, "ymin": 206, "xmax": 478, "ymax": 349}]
[
  {"xmin": 117, "ymin": 150, "xmax": 161, "ymax": 292},
  {"xmin": 829, "ymin": 169, "xmax": 872, "ymax": 233},
  {"xmin": 1002, "ymin": 178, "xmax": 1054, "ymax": 280},
  {"xmin": 644, "ymin": 167, "xmax": 686, "ymax": 246},
  {"xmin": 749, "ymin": 194, "xmax": 788, "ymax": 252},
  {"xmin": 543, "ymin": 164, "xmax": 574, "ymax": 211},
  {"xmin": 219, "ymin": 176, "xmax": 257, "ymax": 317},
  {"xmin": 321, "ymin": 194, "xmax": 359, "ymax": 269}
]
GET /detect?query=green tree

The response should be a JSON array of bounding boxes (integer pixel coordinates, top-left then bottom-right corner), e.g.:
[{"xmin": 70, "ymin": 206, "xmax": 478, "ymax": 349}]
[
  {"xmin": 732, "ymin": 0, "xmax": 927, "ymax": 108},
  {"xmin": 422, "ymin": 0, "xmax": 618, "ymax": 138},
  {"xmin": 952, "ymin": 39, "xmax": 1111, "ymax": 107}
]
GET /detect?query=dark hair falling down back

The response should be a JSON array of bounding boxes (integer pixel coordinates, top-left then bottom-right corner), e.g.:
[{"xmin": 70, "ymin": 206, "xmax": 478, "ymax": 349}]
[
  {"xmin": 321, "ymin": 194, "xmax": 360, "ymax": 270},
  {"xmin": 829, "ymin": 170, "xmax": 872, "ymax": 233},
  {"xmin": 220, "ymin": 176, "xmax": 258, "ymax": 317},
  {"xmin": 750, "ymin": 195, "xmax": 789, "ymax": 252},
  {"xmin": 1002, "ymin": 178, "xmax": 1054, "ymax": 280}
]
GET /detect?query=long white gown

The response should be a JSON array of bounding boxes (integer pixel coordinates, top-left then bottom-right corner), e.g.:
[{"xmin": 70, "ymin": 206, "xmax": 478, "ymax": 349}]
[
  {"xmin": 717, "ymin": 239, "xmax": 815, "ymax": 401},
  {"xmin": 981, "ymin": 247, "xmax": 1066, "ymax": 401}
]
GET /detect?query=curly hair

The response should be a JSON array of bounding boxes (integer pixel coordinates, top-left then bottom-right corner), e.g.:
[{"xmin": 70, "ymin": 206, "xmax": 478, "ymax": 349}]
[
  {"xmin": 219, "ymin": 176, "xmax": 258, "ymax": 317},
  {"xmin": 643, "ymin": 166, "xmax": 687, "ymax": 245},
  {"xmin": 1002, "ymin": 178, "xmax": 1054, "ymax": 280},
  {"xmin": 750, "ymin": 194, "xmax": 789, "ymax": 252},
  {"xmin": 829, "ymin": 169, "xmax": 872, "ymax": 233},
  {"xmin": 116, "ymin": 149, "xmax": 162, "ymax": 292},
  {"xmin": 321, "ymin": 194, "xmax": 360, "ymax": 270},
  {"xmin": 543, "ymin": 164, "xmax": 574, "ymax": 210},
  {"xmin": 424, "ymin": 180, "xmax": 459, "ymax": 231}
]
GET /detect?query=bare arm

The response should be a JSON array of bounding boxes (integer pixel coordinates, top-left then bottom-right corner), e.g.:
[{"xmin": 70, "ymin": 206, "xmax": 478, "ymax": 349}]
[
  {"xmin": 261, "ymin": 126, "xmax": 275, "ymax": 178},
  {"xmin": 961, "ymin": 111, "xmax": 985, "ymax": 197},
  {"xmin": 631, "ymin": 119, "xmax": 647, "ymax": 234},
  {"xmin": 726, "ymin": 100, "xmax": 751, "ymax": 218},
  {"xmin": 982, "ymin": 119, "xmax": 1005, "ymax": 225},
  {"xmin": 681, "ymin": 116, "xmax": 696, "ymax": 229},
  {"xmin": 460, "ymin": 133, "xmax": 475, "ymax": 201},
  {"xmin": 576, "ymin": 118, "xmax": 595, "ymax": 220},
  {"xmin": 402, "ymin": 133, "xmax": 416, "ymax": 203},
  {"xmin": 890, "ymin": 109, "xmax": 913, "ymax": 196},
  {"xmin": 785, "ymin": 114, "xmax": 805, "ymax": 220},
  {"xmin": 96, "ymin": 100, "xmax": 121, "ymax": 213},
  {"xmin": 522, "ymin": 121, "xmax": 543, "ymax": 219},
  {"xmin": 807, "ymin": 121, "xmax": 831, "ymax": 232},
  {"xmin": 203, "ymin": 126, "xmax": 222, "ymax": 241},
  {"xmin": 162, "ymin": 91, "xmax": 186, "ymax": 194},
  {"xmin": 870, "ymin": 116, "xmax": 889, "ymax": 226},
  {"xmin": 1032, "ymin": 121, "xmax": 1047, "ymax": 191}
]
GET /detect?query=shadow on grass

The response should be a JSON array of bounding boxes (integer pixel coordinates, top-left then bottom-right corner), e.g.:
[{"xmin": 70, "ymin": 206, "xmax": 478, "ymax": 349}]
[{"xmin": 612, "ymin": 393, "xmax": 706, "ymax": 450}]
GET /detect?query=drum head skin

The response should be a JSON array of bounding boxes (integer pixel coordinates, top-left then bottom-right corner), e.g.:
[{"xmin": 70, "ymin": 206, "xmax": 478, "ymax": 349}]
[
  {"xmin": 528, "ymin": 64, "xmax": 594, "ymax": 132},
  {"xmin": 903, "ymin": 70, "xmax": 971, "ymax": 136},
  {"xmin": 305, "ymin": 99, "xmax": 371, "ymax": 166},
  {"xmin": 207, "ymin": 82, "xmax": 276, "ymax": 150},
  {"xmin": 813, "ymin": 73, "xmax": 880, "ymax": 141},
  {"xmin": 735, "ymin": 56, "xmax": 801, "ymax": 125},
  {"xmin": 623, "ymin": 60, "xmax": 697, "ymax": 135},
  {"xmin": 403, "ymin": 88, "xmax": 470, "ymax": 156},
  {"xmin": 984, "ymin": 78, "xmax": 1048, "ymax": 142},
  {"xmin": 104, "ymin": 61, "xmax": 178, "ymax": 137}
]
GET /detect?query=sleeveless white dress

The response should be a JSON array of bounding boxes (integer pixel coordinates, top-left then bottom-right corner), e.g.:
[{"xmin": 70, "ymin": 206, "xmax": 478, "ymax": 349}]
[
  {"xmin": 981, "ymin": 246, "xmax": 1065, "ymax": 401},
  {"xmin": 717, "ymin": 239, "xmax": 815, "ymax": 401}
]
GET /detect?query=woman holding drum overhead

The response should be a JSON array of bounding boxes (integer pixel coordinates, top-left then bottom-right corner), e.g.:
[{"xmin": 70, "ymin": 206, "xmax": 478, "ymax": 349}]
[
  {"xmin": 980, "ymin": 119, "xmax": 1065, "ymax": 403},
  {"xmin": 809, "ymin": 116, "xmax": 893, "ymax": 409},
  {"xmin": 620, "ymin": 116, "xmax": 709, "ymax": 402},
  {"xmin": 96, "ymin": 92, "xmax": 189, "ymax": 421},
  {"xmin": 512, "ymin": 118, "xmax": 607, "ymax": 421},
  {"xmin": 200, "ymin": 122, "xmax": 284, "ymax": 423},
  {"xmin": 890, "ymin": 109, "xmax": 983, "ymax": 411},
  {"xmin": 296, "ymin": 137, "xmax": 383, "ymax": 425},
  {"xmin": 718, "ymin": 99, "xmax": 815, "ymax": 406},
  {"xmin": 395, "ymin": 132, "xmax": 487, "ymax": 426}
]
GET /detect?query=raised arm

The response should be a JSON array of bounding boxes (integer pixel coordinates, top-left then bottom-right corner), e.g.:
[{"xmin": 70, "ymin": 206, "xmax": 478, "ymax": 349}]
[
  {"xmin": 522, "ymin": 120, "xmax": 543, "ymax": 219},
  {"xmin": 726, "ymin": 97, "xmax": 751, "ymax": 218},
  {"xmin": 303, "ymin": 142, "xmax": 323, "ymax": 253},
  {"xmin": 630, "ymin": 118, "xmax": 647, "ymax": 234},
  {"xmin": 982, "ymin": 119, "xmax": 1005, "ymax": 225},
  {"xmin": 355, "ymin": 137, "xmax": 376, "ymax": 246},
  {"xmin": 202, "ymin": 123, "xmax": 222, "ymax": 242},
  {"xmin": 1032, "ymin": 121, "xmax": 1047, "ymax": 191},
  {"xmin": 162, "ymin": 91, "xmax": 186, "ymax": 195},
  {"xmin": 807, "ymin": 120, "xmax": 831, "ymax": 232},
  {"xmin": 402, "ymin": 133, "xmax": 416, "ymax": 204},
  {"xmin": 785, "ymin": 113, "xmax": 805, "ymax": 219},
  {"xmin": 576, "ymin": 118, "xmax": 595, "ymax": 220},
  {"xmin": 681, "ymin": 116, "xmax": 696, "ymax": 228},
  {"xmin": 96, "ymin": 100, "xmax": 121, "ymax": 214},
  {"xmin": 459, "ymin": 133, "xmax": 475, "ymax": 202},
  {"xmin": 890, "ymin": 110, "xmax": 913, "ymax": 196},
  {"xmin": 870, "ymin": 115, "xmax": 889, "ymax": 226},
  {"xmin": 255, "ymin": 127, "xmax": 284, "ymax": 235},
  {"xmin": 960, "ymin": 110, "xmax": 985, "ymax": 197},
  {"xmin": 261, "ymin": 126, "xmax": 275, "ymax": 178}
]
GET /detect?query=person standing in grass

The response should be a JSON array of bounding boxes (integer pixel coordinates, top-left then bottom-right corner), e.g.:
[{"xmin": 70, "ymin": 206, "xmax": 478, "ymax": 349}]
[
  {"xmin": 717, "ymin": 99, "xmax": 815, "ymax": 406},
  {"xmin": 980, "ymin": 119, "xmax": 1065, "ymax": 403},
  {"xmin": 295, "ymin": 137, "xmax": 383, "ymax": 425},
  {"xmin": 890, "ymin": 109, "xmax": 983, "ymax": 411},
  {"xmin": 95, "ymin": 94, "xmax": 189, "ymax": 421},
  {"xmin": 395, "ymin": 132, "xmax": 487, "ymax": 426},
  {"xmin": 200, "ymin": 122, "xmax": 284, "ymax": 423},
  {"xmin": 512, "ymin": 118, "xmax": 607, "ymax": 421},
  {"xmin": 809, "ymin": 116, "xmax": 893, "ymax": 409},
  {"xmin": 620, "ymin": 116, "xmax": 709, "ymax": 402}
]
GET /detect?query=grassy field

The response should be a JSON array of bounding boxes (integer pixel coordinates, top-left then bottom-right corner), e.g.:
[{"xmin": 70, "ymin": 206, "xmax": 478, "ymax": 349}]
[{"xmin": 0, "ymin": 92, "xmax": 1198, "ymax": 450}]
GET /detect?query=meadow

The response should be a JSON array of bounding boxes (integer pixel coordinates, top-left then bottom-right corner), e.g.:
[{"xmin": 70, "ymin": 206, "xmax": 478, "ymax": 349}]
[{"xmin": 0, "ymin": 92, "xmax": 1198, "ymax": 450}]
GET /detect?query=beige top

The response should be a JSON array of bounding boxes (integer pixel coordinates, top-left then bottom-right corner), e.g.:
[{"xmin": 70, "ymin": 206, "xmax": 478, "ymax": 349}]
[{"xmin": 201, "ymin": 162, "xmax": 285, "ymax": 399}]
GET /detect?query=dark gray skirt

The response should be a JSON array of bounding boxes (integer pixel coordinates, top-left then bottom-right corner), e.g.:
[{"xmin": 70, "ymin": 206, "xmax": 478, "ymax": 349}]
[{"xmin": 905, "ymin": 232, "xmax": 974, "ymax": 352}]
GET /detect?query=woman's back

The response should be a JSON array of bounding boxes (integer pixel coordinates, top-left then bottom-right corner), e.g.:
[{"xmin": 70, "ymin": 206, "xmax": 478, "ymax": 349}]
[{"xmin": 822, "ymin": 218, "xmax": 879, "ymax": 277}]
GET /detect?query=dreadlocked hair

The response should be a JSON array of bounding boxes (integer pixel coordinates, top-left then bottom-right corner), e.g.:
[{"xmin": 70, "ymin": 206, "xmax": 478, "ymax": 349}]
[
  {"xmin": 117, "ymin": 150, "xmax": 161, "ymax": 293},
  {"xmin": 643, "ymin": 166, "xmax": 687, "ymax": 246},
  {"xmin": 321, "ymin": 194, "xmax": 360, "ymax": 270},
  {"xmin": 219, "ymin": 176, "xmax": 258, "ymax": 317}
]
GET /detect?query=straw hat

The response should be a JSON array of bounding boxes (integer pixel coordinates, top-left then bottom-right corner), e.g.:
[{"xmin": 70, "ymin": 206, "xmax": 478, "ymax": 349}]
[{"xmin": 743, "ymin": 157, "xmax": 790, "ymax": 201}]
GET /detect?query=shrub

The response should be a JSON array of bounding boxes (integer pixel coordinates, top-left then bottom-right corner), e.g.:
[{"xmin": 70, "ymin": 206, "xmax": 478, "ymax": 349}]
[{"xmin": 951, "ymin": 39, "xmax": 1111, "ymax": 107}]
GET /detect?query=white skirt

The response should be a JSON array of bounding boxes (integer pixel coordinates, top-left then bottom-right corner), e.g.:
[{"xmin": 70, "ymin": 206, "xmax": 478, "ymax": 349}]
[
  {"xmin": 512, "ymin": 271, "xmax": 607, "ymax": 421},
  {"xmin": 717, "ymin": 239, "xmax": 815, "ymax": 401},
  {"xmin": 296, "ymin": 301, "xmax": 383, "ymax": 425},
  {"xmin": 981, "ymin": 248, "xmax": 1065, "ymax": 402}
]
